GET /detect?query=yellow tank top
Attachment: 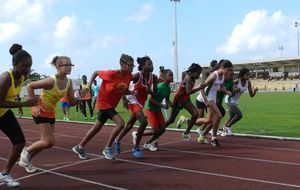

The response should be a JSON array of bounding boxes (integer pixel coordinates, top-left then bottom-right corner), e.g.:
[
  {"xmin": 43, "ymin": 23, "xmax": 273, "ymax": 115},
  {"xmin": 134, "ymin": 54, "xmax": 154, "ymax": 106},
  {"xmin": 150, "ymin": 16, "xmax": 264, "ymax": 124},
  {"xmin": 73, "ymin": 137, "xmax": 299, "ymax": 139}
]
[
  {"xmin": 32, "ymin": 75, "xmax": 70, "ymax": 118},
  {"xmin": 81, "ymin": 83, "xmax": 91, "ymax": 100},
  {"xmin": 0, "ymin": 70, "xmax": 24, "ymax": 117}
]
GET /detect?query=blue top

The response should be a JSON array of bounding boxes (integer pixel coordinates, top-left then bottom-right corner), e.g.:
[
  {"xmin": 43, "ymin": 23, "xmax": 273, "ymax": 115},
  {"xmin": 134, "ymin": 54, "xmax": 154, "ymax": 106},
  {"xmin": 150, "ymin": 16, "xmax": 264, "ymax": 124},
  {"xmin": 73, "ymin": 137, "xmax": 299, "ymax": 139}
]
[{"xmin": 92, "ymin": 84, "xmax": 100, "ymax": 97}]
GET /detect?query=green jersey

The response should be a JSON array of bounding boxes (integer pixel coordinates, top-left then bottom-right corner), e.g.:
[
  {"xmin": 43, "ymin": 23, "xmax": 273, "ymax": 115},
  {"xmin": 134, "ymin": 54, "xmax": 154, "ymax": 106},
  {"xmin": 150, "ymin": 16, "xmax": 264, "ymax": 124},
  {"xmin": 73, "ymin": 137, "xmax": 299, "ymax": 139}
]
[
  {"xmin": 145, "ymin": 82, "xmax": 171, "ymax": 112},
  {"xmin": 216, "ymin": 80, "xmax": 234, "ymax": 103}
]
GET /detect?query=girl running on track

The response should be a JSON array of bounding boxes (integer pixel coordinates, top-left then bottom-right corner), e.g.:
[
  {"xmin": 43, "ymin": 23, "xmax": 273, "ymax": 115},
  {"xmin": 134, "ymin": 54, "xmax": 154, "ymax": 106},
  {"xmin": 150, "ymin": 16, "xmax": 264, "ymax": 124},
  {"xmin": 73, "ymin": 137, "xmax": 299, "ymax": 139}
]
[
  {"xmin": 163, "ymin": 63, "xmax": 203, "ymax": 140},
  {"xmin": 72, "ymin": 54, "xmax": 134, "ymax": 160},
  {"xmin": 0, "ymin": 44, "xmax": 39, "ymax": 187},
  {"xmin": 196, "ymin": 59, "xmax": 233, "ymax": 147},
  {"xmin": 20, "ymin": 56, "xmax": 83, "ymax": 173},
  {"xmin": 115, "ymin": 56, "xmax": 157, "ymax": 158},
  {"xmin": 142, "ymin": 68, "xmax": 173, "ymax": 151},
  {"xmin": 80, "ymin": 75, "xmax": 94, "ymax": 120},
  {"xmin": 223, "ymin": 68, "xmax": 258, "ymax": 136},
  {"xmin": 158, "ymin": 66, "xmax": 169, "ymax": 120}
]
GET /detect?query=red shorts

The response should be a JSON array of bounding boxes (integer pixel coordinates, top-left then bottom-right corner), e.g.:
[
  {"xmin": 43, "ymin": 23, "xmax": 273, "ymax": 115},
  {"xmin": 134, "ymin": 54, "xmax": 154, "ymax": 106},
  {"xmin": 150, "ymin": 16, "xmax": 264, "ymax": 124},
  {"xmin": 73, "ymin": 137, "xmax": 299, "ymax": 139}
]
[
  {"xmin": 129, "ymin": 104, "xmax": 143, "ymax": 115},
  {"xmin": 145, "ymin": 109, "xmax": 165, "ymax": 129}
]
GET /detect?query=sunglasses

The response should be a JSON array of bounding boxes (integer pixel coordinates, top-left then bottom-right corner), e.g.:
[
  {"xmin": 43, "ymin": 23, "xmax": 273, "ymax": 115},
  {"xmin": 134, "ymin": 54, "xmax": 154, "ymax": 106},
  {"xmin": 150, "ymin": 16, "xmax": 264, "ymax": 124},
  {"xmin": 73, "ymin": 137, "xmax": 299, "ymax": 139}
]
[{"xmin": 59, "ymin": 64, "xmax": 74, "ymax": 67}]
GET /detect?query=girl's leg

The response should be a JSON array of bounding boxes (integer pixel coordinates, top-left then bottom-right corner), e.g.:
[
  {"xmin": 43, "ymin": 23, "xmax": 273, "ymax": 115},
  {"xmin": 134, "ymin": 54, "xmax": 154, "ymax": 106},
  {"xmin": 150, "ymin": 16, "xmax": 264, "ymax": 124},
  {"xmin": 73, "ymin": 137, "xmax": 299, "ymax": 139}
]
[
  {"xmin": 105, "ymin": 114, "xmax": 125, "ymax": 148},
  {"xmin": 27, "ymin": 123, "xmax": 55, "ymax": 160},
  {"xmin": 81, "ymin": 100, "xmax": 87, "ymax": 118},
  {"xmin": 116, "ymin": 114, "xmax": 137, "ymax": 142},
  {"xmin": 183, "ymin": 103, "xmax": 199, "ymax": 134},
  {"xmin": 87, "ymin": 99, "xmax": 93, "ymax": 118},
  {"xmin": 164, "ymin": 108, "xmax": 180, "ymax": 128},
  {"xmin": 79, "ymin": 120, "xmax": 104, "ymax": 147},
  {"xmin": 92, "ymin": 97, "xmax": 96, "ymax": 113},
  {"xmin": 133, "ymin": 110, "xmax": 148, "ymax": 149},
  {"xmin": 226, "ymin": 104, "xmax": 243, "ymax": 128}
]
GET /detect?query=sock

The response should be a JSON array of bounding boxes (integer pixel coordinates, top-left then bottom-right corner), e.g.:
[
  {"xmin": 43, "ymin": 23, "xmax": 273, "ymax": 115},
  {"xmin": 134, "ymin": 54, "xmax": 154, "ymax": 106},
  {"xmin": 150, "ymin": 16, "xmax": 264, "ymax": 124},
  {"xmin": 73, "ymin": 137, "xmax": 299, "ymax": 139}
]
[{"xmin": 211, "ymin": 136, "xmax": 217, "ymax": 140}]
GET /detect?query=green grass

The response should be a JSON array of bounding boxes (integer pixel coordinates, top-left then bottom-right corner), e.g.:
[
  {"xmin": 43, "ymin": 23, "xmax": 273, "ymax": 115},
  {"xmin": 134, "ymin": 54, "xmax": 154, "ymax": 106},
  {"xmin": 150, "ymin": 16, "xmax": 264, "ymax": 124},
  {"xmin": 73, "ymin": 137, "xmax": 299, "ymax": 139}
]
[{"xmin": 14, "ymin": 92, "xmax": 300, "ymax": 138}]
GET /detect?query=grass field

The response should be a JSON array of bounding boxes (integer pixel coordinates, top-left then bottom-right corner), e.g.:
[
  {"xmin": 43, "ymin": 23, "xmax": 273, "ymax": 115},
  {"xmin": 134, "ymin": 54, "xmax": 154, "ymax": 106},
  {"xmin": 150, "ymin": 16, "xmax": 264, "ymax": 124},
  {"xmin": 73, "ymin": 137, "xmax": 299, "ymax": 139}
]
[{"xmin": 14, "ymin": 92, "xmax": 300, "ymax": 138}]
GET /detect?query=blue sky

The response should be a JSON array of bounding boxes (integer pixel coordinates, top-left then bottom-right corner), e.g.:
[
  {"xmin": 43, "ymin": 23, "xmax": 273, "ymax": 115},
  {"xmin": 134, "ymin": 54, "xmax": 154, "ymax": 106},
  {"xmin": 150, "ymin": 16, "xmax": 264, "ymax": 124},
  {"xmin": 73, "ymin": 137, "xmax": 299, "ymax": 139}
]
[{"xmin": 1, "ymin": 0, "xmax": 300, "ymax": 81}]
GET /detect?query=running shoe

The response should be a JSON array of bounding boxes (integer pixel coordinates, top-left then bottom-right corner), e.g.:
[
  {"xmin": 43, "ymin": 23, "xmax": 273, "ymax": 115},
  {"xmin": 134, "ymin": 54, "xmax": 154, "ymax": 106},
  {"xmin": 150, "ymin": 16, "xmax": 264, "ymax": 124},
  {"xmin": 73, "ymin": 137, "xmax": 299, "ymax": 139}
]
[
  {"xmin": 72, "ymin": 145, "xmax": 88, "ymax": 160},
  {"xmin": 132, "ymin": 131, "xmax": 137, "ymax": 145},
  {"xmin": 25, "ymin": 163, "xmax": 37, "ymax": 173},
  {"xmin": 132, "ymin": 148, "xmax": 143, "ymax": 158},
  {"xmin": 211, "ymin": 138, "xmax": 221, "ymax": 147},
  {"xmin": 143, "ymin": 142, "xmax": 158, "ymax": 151},
  {"xmin": 176, "ymin": 116, "xmax": 188, "ymax": 129},
  {"xmin": 182, "ymin": 132, "xmax": 192, "ymax": 141},
  {"xmin": 113, "ymin": 140, "xmax": 121, "ymax": 154},
  {"xmin": 224, "ymin": 126, "xmax": 232, "ymax": 136},
  {"xmin": 196, "ymin": 128, "xmax": 203, "ymax": 135},
  {"xmin": 197, "ymin": 136, "xmax": 209, "ymax": 144},
  {"xmin": 19, "ymin": 148, "xmax": 30, "ymax": 167},
  {"xmin": 0, "ymin": 173, "xmax": 20, "ymax": 187},
  {"xmin": 103, "ymin": 147, "xmax": 115, "ymax": 160},
  {"xmin": 65, "ymin": 117, "xmax": 70, "ymax": 121}
]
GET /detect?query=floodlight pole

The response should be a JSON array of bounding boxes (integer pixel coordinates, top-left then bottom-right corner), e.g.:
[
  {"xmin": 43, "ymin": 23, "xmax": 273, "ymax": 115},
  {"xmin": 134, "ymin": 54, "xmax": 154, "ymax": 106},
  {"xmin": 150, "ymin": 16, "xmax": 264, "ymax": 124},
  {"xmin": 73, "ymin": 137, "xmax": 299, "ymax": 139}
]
[
  {"xmin": 295, "ymin": 21, "xmax": 300, "ymax": 56},
  {"xmin": 279, "ymin": 46, "xmax": 283, "ymax": 57},
  {"xmin": 171, "ymin": 0, "xmax": 180, "ymax": 82}
]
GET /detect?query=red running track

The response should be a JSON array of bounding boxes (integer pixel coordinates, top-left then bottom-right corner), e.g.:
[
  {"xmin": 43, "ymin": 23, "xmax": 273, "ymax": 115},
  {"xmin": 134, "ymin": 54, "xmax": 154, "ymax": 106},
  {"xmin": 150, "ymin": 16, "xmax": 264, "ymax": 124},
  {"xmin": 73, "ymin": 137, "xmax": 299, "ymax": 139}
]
[{"xmin": 0, "ymin": 118, "xmax": 299, "ymax": 190}]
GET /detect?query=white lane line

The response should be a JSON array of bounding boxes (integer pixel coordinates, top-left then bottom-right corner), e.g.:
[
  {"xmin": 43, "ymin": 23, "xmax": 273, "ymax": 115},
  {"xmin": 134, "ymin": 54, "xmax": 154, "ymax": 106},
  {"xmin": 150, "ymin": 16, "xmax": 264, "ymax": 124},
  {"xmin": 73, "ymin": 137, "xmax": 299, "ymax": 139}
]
[
  {"xmin": 116, "ymin": 158, "xmax": 300, "ymax": 189},
  {"xmin": 226, "ymin": 143, "xmax": 300, "ymax": 152},
  {"xmin": 0, "ymin": 156, "xmax": 127, "ymax": 190},
  {"xmin": 159, "ymin": 147, "xmax": 300, "ymax": 166}
]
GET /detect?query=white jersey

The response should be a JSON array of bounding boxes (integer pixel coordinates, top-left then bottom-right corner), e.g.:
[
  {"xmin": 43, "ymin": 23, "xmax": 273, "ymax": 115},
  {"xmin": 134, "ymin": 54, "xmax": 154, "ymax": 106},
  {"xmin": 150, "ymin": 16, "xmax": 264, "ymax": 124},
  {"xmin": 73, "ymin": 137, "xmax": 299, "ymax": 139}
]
[
  {"xmin": 196, "ymin": 71, "xmax": 224, "ymax": 103},
  {"xmin": 225, "ymin": 79, "xmax": 248, "ymax": 104}
]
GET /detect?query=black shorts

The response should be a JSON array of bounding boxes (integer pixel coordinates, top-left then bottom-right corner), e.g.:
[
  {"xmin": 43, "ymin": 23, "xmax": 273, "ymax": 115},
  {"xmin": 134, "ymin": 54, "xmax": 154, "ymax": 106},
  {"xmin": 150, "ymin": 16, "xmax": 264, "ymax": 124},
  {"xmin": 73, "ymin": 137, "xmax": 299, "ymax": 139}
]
[
  {"xmin": 97, "ymin": 108, "xmax": 118, "ymax": 123},
  {"xmin": 0, "ymin": 110, "xmax": 25, "ymax": 145},
  {"xmin": 32, "ymin": 116, "xmax": 55, "ymax": 124},
  {"xmin": 195, "ymin": 99, "xmax": 206, "ymax": 109}
]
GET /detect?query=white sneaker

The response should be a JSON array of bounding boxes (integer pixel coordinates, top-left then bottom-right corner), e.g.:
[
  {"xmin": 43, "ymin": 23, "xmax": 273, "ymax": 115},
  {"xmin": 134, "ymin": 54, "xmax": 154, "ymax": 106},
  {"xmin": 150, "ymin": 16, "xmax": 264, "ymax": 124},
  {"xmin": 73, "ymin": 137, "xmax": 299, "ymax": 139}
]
[
  {"xmin": 225, "ymin": 127, "xmax": 232, "ymax": 136},
  {"xmin": 0, "ymin": 173, "xmax": 20, "ymax": 187},
  {"xmin": 132, "ymin": 131, "xmax": 137, "ymax": 145},
  {"xmin": 143, "ymin": 142, "xmax": 158, "ymax": 151},
  {"xmin": 196, "ymin": 128, "xmax": 203, "ymax": 135},
  {"xmin": 19, "ymin": 148, "xmax": 30, "ymax": 167},
  {"xmin": 25, "ymin": 163, "xmax": 37, "ymax": 173},
  {"xmin": 209, "ymin": 129, "xmax": 213, "ymax": 135}
]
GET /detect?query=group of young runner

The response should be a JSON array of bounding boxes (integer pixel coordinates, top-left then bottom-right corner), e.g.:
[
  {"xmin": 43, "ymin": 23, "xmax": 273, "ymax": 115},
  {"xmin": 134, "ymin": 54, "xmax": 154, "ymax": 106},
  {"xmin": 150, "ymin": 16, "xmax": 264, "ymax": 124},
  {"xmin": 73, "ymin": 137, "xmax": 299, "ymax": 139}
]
[{"xmin": 0, "ymin": 43, "xmax": 258, "ymax": 187}]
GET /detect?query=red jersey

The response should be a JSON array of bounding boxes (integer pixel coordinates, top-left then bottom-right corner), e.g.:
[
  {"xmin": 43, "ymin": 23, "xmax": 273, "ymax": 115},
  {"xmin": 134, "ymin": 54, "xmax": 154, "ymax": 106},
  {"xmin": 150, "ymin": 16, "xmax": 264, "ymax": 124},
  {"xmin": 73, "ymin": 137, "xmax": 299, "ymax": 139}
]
[
  {"xmin": 173, "ymin": 81, "xmax": 195, "ymax": 105},
  {"xmin": 97, "ymin": 70, "xmax": 132, "ymax": 110},
  {"xmin": 133, "ymin": 72, "xmax": 153, "ymax": 107}
]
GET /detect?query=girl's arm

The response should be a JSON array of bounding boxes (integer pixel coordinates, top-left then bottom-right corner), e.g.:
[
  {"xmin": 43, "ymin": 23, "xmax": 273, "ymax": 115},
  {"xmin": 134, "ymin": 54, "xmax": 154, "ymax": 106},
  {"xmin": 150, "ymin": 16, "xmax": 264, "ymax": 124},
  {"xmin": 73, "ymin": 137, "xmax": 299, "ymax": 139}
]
[
  {"xmin": 27, "ymin": 77, "xmax": 54, "ymax": 99},
  {"xmin": 67, "ymin": 80, "xmax": 80, "ymax": 106},
  {"xmin": 0, "ymin": 72, "xmax": 38, "ymax": 108},
  {"xmin": 88, "ymin": 71, "xmax": 99, "ymax": 89},
  {"xmin": 248, "ymin": 80, "xmax": 258, "ymax": 97},
  {"xmin": 190, "ymin": 72, "xmax": 217, "ymax": 93}
]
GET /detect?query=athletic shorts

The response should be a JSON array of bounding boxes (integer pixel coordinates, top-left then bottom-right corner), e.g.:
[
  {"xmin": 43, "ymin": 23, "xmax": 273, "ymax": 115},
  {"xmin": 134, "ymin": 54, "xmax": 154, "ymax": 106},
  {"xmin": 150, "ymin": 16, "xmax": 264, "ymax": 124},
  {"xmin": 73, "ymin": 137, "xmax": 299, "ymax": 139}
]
[
  {"xmin": 32, "ymin": 116, "xmax": 55, "ymax": 124},
  {"xmin": 195, "ymin": 99, "xmax": 206, "ymax": 109},
  {"xmin": 128, "ymin": 103, "xmax": 143, "ymax": 115},
  {"xmin": 173, "ymin": 98, "xmax": 192, "ymax": 111},
  {"xmin": 0, "ymin": 110, "xmax": 25, "ymax": 145},
  {"xmin": 97, "ymin": 108, "xmax": 118, "ymax": 123},
  {"xmin": 61, "ymin": 102, "xmax": 71, "ymax": 109},
  {"xmin": 145, "ymin": 109, "xmax": 165, "ymax": 129}
]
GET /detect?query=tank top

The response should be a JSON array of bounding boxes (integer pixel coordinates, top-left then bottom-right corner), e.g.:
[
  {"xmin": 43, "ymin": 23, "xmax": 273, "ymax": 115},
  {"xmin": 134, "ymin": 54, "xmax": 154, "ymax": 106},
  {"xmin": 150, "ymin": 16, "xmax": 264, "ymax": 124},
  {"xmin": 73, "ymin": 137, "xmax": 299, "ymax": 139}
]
[
  {"xmin": 225, "ymin": 79, "xmax": 248, "ymax": 104},
  {"xmin": 32, "ymin": 75, "xmax": 70, "ymax": 118},
  {"xmin": 0, "ymin": 70, "xmax": 24, "ymax": 117},
  {"xmin": 197, "ymin": 71, "xmax": 224, "ymax": 103},
  {"xmin": 126, "ymin": 72, "xmax": 153, "ymax": 107},
  {"xmin": 173, "ymin": 79, "xmax": 195, "ymax": 105},
  {"xmin": 81, "ymin": 83, "xmax": 91, "ymax": 100}
]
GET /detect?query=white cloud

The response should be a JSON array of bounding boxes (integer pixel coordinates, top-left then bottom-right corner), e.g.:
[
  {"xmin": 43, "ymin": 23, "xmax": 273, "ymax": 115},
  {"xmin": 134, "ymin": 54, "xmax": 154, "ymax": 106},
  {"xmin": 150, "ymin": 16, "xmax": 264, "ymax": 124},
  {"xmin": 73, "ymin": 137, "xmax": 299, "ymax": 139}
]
[
  {"xmin": 0, "ymin": 0, "xmax": 46, "ymax": 44},
  {"xmin": 0, "ymin": 23, "xmax": 22, "ymax": 43},
  {"xmin": 125, "ymin": 3, "xmax": 154, "ymax": 23},
  {"xmin": 217, "ymin": 10, "xmax": 297, "ymax": 58},
  {"xmin": 43, "ymin": 53, "xmax": 60, "ymax": 69}
]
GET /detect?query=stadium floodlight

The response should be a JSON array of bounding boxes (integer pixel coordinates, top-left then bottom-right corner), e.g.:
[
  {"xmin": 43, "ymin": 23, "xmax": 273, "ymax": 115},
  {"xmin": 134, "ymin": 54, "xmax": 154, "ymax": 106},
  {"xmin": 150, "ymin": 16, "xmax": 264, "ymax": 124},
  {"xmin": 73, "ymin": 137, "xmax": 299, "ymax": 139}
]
[
  {"xmin": 279, "ymin": 46, "xmax": 284, "ymax": 57},
  {"xmin": 171, "ymin": 0, "xmax": 180, "ymax": 82},
  {"xmin": 295, "ymin": 21, "xmax": 300, "ymax": 56}
]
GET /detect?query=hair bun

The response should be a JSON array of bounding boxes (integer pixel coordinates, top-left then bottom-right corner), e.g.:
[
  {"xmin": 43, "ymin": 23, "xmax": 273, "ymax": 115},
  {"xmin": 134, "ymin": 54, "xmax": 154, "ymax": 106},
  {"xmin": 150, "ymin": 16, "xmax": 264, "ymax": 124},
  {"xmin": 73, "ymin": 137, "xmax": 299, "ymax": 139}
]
[
  {"xmin": 9, "ymin": 43, "xmax": 23, "ymax": 55},
  {"xmin": 137, "ymin": 57, "xmax": 142, "ymax": 64}
]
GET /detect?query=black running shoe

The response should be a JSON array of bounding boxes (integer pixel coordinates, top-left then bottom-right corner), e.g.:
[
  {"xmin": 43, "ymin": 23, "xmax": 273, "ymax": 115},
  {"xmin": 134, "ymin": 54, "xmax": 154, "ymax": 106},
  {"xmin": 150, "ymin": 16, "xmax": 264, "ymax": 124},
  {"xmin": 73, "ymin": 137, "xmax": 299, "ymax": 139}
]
[{"xmin": 211, "ymin": 139, "xmax": 221, "ymax": 147}]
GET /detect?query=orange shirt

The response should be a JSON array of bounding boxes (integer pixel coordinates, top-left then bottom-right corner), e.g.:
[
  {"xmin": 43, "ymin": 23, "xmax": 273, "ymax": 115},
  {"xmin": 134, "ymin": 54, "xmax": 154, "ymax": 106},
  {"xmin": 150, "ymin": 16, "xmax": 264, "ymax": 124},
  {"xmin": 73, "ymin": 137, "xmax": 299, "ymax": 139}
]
[
  {"xmin": 60, "ymin": 97, "xmax": 69, "ymax": 102},
  {"xmin": 97, "ymin": 70, "xmax": 132, "ymax": 110}
]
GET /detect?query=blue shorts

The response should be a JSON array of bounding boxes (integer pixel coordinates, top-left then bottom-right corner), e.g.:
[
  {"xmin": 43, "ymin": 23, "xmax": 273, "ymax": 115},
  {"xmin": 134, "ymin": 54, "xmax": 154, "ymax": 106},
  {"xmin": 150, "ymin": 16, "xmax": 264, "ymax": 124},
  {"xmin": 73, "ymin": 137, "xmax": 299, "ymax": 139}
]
[{"xmin": 61, "ymin": 102, "xmax": 71, "ymax": 109}]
